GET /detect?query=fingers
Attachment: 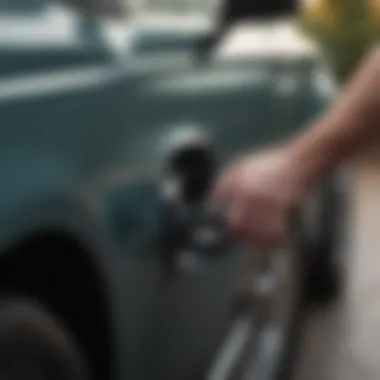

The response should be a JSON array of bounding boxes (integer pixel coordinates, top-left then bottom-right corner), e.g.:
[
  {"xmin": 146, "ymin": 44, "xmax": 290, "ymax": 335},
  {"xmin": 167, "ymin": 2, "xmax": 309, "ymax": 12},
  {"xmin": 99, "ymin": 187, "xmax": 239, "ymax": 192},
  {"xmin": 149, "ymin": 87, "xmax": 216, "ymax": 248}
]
[
  {"xmin": 210, "ymin": 154, "xmax": 292, "ymax": 249},
  {"xmin": 247, "ymin": 211, "xmax": 288, "ymax": 248},
  {"xmin": 211, "ymin": 172, "xmax": 289, "ymax": 248},
  {"xmin": 227, "ymin": 193, "xmax": 288, "ymax": 249}
]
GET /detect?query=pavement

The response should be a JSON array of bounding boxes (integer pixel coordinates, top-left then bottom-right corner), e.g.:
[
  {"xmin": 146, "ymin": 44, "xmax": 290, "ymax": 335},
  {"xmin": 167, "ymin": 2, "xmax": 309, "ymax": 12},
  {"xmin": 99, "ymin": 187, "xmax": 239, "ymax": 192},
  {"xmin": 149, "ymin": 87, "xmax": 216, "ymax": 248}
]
[{"xmin": 294, "ymin": 155, "xmax": 380, "ymax": 380}]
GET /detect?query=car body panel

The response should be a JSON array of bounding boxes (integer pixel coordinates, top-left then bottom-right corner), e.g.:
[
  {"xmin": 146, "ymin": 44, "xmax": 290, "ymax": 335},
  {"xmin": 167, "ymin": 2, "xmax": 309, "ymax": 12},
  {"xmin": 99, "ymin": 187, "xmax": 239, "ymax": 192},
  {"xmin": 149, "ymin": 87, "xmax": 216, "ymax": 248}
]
[{"xmin": 0, "ymin": 2, "xmax": 334, "ymax": 379}]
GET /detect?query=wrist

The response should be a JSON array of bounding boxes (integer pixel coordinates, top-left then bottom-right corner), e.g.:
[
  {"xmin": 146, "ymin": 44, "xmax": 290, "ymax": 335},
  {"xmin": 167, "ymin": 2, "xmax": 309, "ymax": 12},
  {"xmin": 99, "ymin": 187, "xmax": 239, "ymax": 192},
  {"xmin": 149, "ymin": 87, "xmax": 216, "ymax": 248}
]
[{"xmin": 286, "ymin": 124, "xmax": 338, "ymax": 192}]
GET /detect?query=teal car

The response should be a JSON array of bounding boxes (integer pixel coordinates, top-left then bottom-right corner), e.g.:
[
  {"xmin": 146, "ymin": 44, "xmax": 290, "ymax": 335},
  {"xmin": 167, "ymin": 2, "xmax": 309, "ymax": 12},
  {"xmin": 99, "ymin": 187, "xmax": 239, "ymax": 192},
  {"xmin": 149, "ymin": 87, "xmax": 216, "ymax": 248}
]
[{"xmin": 0, "ymin": 1, "xmax": 344, "ymax": 380}]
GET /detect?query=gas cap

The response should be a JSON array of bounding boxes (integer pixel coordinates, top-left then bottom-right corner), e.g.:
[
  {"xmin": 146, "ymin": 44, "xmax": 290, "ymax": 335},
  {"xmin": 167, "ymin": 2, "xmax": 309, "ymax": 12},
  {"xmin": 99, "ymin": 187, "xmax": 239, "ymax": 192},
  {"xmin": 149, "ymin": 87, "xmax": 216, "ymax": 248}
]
[{"xmin": 158, "ymin": 124, "xmax": 215, "ymax": 206}]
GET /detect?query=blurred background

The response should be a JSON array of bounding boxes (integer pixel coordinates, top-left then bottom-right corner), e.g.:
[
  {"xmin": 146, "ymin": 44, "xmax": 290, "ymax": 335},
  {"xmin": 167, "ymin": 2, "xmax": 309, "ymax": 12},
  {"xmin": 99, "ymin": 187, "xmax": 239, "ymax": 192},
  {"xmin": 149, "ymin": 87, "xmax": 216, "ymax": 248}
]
[{"xmin": 1, "ymin": 1, "xmax": 380, "ymax": 380}]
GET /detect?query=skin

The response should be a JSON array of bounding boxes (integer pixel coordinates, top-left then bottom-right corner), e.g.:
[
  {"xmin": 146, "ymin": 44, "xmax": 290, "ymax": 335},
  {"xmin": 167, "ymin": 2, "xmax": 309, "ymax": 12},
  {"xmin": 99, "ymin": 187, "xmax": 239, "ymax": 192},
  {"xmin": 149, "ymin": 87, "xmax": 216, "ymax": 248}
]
[{"xmin": 211, "ymin": 46, "xmax": 380, "ymax": 248}]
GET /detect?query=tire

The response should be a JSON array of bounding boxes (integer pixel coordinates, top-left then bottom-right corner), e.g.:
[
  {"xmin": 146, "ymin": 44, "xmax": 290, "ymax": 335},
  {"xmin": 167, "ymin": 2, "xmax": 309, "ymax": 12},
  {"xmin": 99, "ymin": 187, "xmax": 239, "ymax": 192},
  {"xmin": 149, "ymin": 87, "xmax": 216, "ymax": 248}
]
[
  {"xmin": 0, "ymin": 298, "xmax": 89, "ymax": 380},
  {"xmin": 303, "ymin": 171, "xmax": 346, "ymax": 303}
]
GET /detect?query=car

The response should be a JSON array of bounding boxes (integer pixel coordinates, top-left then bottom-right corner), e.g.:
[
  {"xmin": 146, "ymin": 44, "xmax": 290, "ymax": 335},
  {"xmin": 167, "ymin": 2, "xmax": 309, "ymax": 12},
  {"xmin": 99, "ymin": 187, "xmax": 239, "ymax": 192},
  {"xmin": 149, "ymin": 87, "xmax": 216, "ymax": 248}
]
[{"xmin": 0, "ymin": 1, "xmax": 345, "ymax": 380}]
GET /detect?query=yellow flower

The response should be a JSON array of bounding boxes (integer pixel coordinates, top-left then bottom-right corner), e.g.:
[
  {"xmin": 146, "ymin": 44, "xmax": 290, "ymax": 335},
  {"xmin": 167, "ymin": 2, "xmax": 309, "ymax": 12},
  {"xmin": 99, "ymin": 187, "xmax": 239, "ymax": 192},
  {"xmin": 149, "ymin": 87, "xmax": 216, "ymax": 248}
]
[
  {"xmin": 300, "ymin": 0, "xmax": 325, "ymax": 19},
  {"xmin": 300, "ymin": 0, "xmax": 336, "ymax": 25},
  {"xmin": 299, "ymin": 0, "xmax": 380, "ymax": 83},
  {"xmin": 370, "ymin": 0, "xmax": 380, "ymax": 22}
]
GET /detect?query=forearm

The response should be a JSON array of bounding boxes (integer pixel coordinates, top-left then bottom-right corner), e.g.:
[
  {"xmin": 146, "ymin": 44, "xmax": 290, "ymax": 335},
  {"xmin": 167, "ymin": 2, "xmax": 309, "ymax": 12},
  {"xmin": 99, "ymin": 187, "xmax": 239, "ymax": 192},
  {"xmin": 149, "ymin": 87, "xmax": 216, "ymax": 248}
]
[{"xmin": 288, "ymin": 48, "xmax": 380, "ymax": 188}]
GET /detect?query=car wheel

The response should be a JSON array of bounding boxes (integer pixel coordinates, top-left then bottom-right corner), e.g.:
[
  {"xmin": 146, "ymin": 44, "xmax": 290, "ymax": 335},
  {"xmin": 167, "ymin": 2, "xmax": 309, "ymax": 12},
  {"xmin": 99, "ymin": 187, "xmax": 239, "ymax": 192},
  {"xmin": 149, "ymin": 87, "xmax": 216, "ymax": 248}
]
[
  {"xmin": 0, "ymin": 298, "xmax": 89, "ymax": 380},
  {"xmin": 207, "ymin": 222, "xmax": 304, "ymax": 380},
  {"xmin": 303, "ymin": 171, "xmax": 347, "ymax": 303}
]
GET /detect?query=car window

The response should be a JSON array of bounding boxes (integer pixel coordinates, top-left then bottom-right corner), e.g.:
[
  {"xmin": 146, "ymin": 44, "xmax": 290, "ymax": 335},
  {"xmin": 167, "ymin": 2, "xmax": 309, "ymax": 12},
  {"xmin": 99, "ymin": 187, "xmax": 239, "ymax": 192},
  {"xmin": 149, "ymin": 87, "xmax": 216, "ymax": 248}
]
[
  {"xmin": 140, "ymin": 0, "xmax": 214, "ymax": 14},
  {"xmin": 0, "ymin": 3, "xmax": 78, "ymax": 48},
  {"xmin": 132, "ymin": 0, "xmax": 221, "ymax": 31}
]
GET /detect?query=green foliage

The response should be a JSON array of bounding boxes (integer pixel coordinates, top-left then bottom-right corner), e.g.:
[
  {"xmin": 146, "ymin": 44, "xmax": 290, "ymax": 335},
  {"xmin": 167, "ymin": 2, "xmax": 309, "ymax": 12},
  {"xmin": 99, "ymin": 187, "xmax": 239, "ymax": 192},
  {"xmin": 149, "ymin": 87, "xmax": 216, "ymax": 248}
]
[{"xmin": 300, "ymin": 0, "xmax": 380, "ymax": 84}]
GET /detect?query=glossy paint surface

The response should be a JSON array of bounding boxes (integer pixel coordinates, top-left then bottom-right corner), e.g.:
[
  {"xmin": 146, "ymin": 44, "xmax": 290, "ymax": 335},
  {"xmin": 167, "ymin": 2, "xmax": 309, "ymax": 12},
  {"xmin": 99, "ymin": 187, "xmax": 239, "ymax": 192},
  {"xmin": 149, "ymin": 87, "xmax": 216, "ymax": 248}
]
[{"xmin": 0, "ymin": 3, "xmax": 333, "ymax": 379}]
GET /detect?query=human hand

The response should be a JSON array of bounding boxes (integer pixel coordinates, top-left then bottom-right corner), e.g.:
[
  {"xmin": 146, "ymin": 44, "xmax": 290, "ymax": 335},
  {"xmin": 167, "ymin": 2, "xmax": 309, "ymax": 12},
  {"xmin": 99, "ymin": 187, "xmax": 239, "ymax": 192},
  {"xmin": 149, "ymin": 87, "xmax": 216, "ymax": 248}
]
[{"xmin": 211, "ymin": 148, "xmax": 311, "ymax": 248}]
